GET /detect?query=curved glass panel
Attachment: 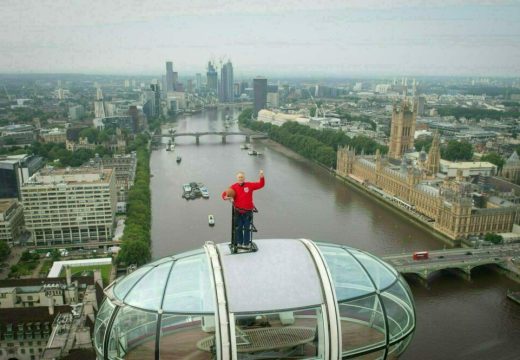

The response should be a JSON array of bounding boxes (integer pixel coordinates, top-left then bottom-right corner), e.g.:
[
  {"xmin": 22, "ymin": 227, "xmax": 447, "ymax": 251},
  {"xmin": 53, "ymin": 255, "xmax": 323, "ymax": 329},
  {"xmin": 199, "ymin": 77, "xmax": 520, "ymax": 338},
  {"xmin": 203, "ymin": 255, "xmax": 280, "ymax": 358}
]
[
  {"xmin": 94, "ymin": 299, "xmax": 115, "ymax": 356},
  {"xmin": 388, "ymin": 333, "xmax": 413, "ymax": 358},
  {"xmin": 232, "ymin": 306, "xmax": 324, "ymax": 359},
  {"xmin": 124, "ymin": 261, "xmax": 173, "ymax": 311},
  {"xmin": 147, "ymin": 256, "xmax": 174, "ymax": 267},
  {"xmin": 107, "ymin": 306, "xmax": 158, "ymax": 360},
  {"xmin": 349, "ymin": 249, "xmax": 397, "ymax": 290},
  {"xmin": 159, "ymin": 314, "xmax": 213, "ymax": 359},
  {"xmin": 163, "ymin": 253, "xmax": 215, "ymax": 313},
  {"xmin": 318, "ymin": 245, "xmax": 375, "ymax": 301},
  {"xmin": 113, "ymin": 265, "xmax": 153, "ymax": 300},
  {"xmin": 339, "ymin": 295, "xmax": 386, "ymax": 357},
  {"xmin": 380, "ymin": 281, "xmax": 415, "ymax": 342}
]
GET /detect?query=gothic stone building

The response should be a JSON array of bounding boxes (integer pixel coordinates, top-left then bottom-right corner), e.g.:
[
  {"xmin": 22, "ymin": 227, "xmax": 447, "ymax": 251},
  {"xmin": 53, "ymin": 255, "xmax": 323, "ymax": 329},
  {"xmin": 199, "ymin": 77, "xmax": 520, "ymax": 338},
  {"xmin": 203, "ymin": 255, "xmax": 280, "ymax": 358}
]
[{"xmin": 336, "ymin": 146, "xmax": 519, "ymax": 240}]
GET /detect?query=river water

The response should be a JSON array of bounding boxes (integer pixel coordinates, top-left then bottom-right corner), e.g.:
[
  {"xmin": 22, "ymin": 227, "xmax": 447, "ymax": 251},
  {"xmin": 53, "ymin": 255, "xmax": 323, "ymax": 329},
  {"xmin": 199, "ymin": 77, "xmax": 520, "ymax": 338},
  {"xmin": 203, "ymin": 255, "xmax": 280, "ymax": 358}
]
[{"xmin": 150, "ymin": 109, "xmax": 520, "ymax": 359}]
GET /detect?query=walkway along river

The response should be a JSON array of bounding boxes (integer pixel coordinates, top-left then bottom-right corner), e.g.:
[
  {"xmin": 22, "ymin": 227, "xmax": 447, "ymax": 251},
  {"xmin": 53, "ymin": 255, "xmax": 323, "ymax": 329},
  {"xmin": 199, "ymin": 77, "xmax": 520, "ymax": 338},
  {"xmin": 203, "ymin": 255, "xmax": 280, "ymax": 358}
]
[{"xmin": 150, "ymin": 109, "xmax": 520, "ymax": 360}]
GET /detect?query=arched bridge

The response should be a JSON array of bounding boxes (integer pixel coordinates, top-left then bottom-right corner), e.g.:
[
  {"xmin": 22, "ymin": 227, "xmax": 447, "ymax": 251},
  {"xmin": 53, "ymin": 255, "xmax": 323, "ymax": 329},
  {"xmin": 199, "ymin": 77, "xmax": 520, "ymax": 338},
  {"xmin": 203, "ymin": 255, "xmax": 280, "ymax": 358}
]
[
  {"xmin": 164, "ymin": 131, "xmax": 267, "ymax": 144},
  {"xmin": 382, "ymin": 245, "xmax": 520, "ymax": 281}
]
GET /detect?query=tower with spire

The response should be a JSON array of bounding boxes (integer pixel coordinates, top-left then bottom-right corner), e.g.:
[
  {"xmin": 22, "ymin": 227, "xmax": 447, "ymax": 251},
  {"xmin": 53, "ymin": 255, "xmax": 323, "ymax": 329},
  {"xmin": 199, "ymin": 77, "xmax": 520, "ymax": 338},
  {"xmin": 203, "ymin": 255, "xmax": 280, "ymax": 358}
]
[
  {"xmin": 388, "ymin": 99, "xmax": 417, "ymax": 160},
  {"xmin": 425, "ymin": 131, "xmax": 441, "ymax": 175}
]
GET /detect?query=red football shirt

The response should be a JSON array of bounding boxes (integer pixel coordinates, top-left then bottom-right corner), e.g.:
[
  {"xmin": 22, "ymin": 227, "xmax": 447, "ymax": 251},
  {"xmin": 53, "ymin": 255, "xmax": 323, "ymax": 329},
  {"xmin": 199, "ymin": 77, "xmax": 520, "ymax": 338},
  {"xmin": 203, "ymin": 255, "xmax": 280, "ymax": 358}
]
[{"xmin": 222, "ymin": 176, "xmax": 265, "ymax": 211}]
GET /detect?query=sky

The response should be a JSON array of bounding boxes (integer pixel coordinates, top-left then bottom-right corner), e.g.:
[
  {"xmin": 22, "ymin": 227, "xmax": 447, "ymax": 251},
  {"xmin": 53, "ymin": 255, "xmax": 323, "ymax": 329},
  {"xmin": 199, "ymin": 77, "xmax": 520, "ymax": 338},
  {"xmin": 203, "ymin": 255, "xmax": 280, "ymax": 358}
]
[{"xmin": 1, "ymin": 0, "xmax": 520, "ymax": 77}]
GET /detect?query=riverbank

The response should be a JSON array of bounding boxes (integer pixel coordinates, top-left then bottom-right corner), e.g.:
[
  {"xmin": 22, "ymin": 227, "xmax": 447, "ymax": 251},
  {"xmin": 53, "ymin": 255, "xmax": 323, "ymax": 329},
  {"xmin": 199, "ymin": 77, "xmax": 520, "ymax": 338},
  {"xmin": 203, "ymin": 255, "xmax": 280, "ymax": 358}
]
[{"xmin": 116, "ymin": 136, "xmax": 152, "ymax": 266}]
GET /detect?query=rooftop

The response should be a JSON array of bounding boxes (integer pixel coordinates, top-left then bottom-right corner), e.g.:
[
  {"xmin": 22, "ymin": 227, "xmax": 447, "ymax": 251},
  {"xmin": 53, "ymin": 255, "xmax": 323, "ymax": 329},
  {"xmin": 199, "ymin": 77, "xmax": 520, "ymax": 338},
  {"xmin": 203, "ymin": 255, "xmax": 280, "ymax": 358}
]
[
  {"xmin": 24, "ymin": 167, "xmax": 114, "ymax": 186},
  {"xmin": 0, "ymin": 198, "xmax": 17, "ymax": 214}
]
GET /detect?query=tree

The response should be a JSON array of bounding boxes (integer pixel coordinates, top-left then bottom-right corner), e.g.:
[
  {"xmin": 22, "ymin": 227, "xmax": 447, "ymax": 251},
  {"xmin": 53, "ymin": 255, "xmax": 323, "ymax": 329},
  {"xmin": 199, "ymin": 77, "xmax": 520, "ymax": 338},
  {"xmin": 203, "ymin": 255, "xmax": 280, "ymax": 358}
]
[
  {"xmin": 51, "ymin": 249, "xmax": 61, "ymax": 261},
  {"xmin": 0, "ymin": 241, "xmax": 10, "ymax": 261},
  {"xmin": 441, "ymin": 140, "xmax": 474, "ymax": 161},
  {"xmin": 117, "ymin": 239, "xmax": 151, "ymax": 266},
  {"xmin": 414, "ymin": 136, "xmax": 433, "ymax": 152},
  {"xmin": 484, "ymin": 233, "xmax": 503, "ymax": 245},
  {"xmin": 79, "ymin": 128, "xmax": 98, "ymax": 143},
  {"xmin": 20, "ymin": 250, "xmax": 35, "ymax": 262},
  {"xmin": 481, "ymin": 152, "xmax": 505, "ymax": 172}
]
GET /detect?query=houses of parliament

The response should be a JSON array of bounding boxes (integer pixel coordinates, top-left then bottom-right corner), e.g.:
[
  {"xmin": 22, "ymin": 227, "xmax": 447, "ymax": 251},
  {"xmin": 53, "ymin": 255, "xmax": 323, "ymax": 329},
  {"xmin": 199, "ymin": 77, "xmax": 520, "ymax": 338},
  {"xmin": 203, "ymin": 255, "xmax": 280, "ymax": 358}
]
[{"xmin": 336, "ymin": 100, "xmax": 520, "ymax": 241}]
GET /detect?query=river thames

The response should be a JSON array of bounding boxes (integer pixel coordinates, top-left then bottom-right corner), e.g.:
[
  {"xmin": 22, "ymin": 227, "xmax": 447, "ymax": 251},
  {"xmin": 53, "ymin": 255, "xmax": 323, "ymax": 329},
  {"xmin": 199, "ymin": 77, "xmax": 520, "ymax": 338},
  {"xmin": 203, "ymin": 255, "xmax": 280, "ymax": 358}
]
[{"xmin": 150, "ymin": 109, "xmax": 520, "ymax": 359}]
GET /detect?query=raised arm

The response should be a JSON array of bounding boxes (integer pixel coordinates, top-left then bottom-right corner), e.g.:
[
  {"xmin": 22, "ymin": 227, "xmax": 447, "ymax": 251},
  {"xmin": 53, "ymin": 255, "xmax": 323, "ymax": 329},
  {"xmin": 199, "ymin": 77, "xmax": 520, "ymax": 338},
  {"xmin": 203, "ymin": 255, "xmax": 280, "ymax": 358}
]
[{"xmin": 250, "ymin": 170, "xmax": 265, "ymax": 190}]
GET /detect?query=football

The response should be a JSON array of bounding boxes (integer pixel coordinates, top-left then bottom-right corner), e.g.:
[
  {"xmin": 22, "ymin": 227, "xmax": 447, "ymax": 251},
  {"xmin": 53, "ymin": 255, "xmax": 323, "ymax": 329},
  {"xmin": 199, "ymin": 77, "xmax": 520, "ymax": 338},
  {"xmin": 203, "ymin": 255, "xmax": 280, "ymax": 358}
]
[{"xmin": 225, "ymin": 188, "xmax": 236, "ymax": 198}]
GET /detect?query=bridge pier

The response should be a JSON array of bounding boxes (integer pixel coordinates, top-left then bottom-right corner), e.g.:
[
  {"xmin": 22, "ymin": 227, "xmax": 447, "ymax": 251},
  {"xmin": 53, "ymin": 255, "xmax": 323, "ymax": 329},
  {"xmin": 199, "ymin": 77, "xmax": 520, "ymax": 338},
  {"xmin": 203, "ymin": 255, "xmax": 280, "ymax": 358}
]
[
  {"xmin": 405, "ymin": 273, "xmax": 430, "ymax": 288},
  {"xmin": 448, "ymin": 267, "xmax": 472, "ymax": 282},
  {"xmin": 196, "ymin": 136, "xmax": 200, "ymax": 145},
  {"xmin": 222, "ymin": 135, "xmax": 226, "ymax": 144}
]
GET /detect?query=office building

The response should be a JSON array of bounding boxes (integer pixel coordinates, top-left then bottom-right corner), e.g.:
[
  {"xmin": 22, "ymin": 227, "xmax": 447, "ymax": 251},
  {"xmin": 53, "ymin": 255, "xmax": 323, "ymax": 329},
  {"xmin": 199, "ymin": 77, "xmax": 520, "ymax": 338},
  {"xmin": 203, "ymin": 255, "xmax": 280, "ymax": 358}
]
[
  {"xmin": 40, "ymin": 128, "xmax": 66, "ymax": 144},
  {"xmin": 253, "ymin": 77, "xmax": 267, "ymax": 117},
  {"xmin": 0, "ymin": 198, "xmax": 24, "ymax": 244},
  {"xmin": 127, "ymin": 105, "xmax": 146, "ymax": 132},
  {"xmin": 0, "ymin": 154, "xmax": 44, "ymax": 200},
  {"xmin": 68, "ymin": 105, "xmax": 85, "ymax": 121},
  {"xmin": 240, "ymin": 81, "xmax": 249, "ymax": 94},
  {"xmin": 417, "ymin": 96, "xmax": 426, "ymax": 116},
  {"xmin": 206, "ymin": 62, "xmax": 218, "ymax": 94},
  {"xmin": 195, "ymin": 73, "xmax": 202, "ymax": 89},
  {"xmin": 267, "ymin": 92, "xmax": 279, "ymax": 108},
  {"xmin": 142, "ymin": 84, "xmax": 161, "ymax": 119},
  {"xmin": 219, "ymin": 60, "xmax": 234, "ymax": 102},
  {"xmin": 21, "ymin": 168, "xmax": 117, "ymax": 246},
  {"xmin": 86, "ymin": 153, "xmax": 137, "ymax": 202},
  {"xmin": 388, "ymin": 100, "xmax": 417, "ymax": 159},
  {"xmin": 93, "ymin": 115, "xmax": 136, "ymax": 134},
  {"xmin": 165, "ymin": 61, "xmax": 175, "ymax": 92},
  {"xmin": 0, "ymin": 124, "xmax": 35, "ymax": 146}
]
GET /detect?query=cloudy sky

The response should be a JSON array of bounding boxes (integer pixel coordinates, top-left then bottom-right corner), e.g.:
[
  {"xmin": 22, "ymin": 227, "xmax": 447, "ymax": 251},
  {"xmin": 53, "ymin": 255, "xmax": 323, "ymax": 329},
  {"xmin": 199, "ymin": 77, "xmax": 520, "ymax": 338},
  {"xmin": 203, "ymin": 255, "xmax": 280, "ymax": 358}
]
[{"xmin": 1, "ymin": 0, "xmax": 519, "ymax": 77}]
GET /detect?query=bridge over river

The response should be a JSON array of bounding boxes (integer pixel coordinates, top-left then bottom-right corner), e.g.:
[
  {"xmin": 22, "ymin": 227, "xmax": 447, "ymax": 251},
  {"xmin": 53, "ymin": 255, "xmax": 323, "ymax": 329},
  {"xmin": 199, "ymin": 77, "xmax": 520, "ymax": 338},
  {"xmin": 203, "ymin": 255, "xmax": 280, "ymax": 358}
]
[
  {"xmin": 157, "ymin": 131, "xmax": 268, "ymax": 144},
  {"xmin": 382, "ymin": 245, "xmax": 520, "ymax": 280}
]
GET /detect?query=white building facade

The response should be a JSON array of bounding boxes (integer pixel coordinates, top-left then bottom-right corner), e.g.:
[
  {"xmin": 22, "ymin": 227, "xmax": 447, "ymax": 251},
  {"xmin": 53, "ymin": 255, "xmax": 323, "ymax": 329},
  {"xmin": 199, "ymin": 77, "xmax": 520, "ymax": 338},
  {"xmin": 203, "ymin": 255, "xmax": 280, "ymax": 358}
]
[{"xmin": 21, "ymin": 168, "xmax": 117, "ymax": 246}]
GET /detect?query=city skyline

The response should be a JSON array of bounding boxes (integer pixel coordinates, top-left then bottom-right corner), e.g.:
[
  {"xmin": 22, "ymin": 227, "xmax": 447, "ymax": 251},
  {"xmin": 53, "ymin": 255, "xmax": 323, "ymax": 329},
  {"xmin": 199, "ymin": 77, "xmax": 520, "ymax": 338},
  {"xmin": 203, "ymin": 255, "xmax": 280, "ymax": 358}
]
[{"xmin": 1, "ymin": 0, "xmax": 520, "ymax": 77}]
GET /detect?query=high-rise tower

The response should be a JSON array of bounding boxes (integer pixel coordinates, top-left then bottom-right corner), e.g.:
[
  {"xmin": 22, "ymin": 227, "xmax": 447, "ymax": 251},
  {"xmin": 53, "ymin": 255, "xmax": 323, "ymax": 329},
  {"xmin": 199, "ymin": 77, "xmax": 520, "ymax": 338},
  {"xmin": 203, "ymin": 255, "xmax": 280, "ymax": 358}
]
[
  {"xmin": 206, "ymin": 62, "xmax": 218, "ymax": 94},
  {"xmin": 388, "ymin": 100, "xmax": 417, "ymax": 159},
  {"xmin": 219, "ymin": 60, "xmax": 234, "ymax": 102},
  {"xmin": 253, "ymin": 77, "xmax": 267, "ymax": 118},
  {"xmin": 165, "ymin": 61, "xmax": 175, "ymax": 92}
]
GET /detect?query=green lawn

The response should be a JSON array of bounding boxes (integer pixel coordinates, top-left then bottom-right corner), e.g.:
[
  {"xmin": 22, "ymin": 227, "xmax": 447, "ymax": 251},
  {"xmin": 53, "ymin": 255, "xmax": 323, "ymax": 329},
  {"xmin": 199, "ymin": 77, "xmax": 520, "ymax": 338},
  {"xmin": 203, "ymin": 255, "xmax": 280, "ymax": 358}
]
[
  {"xmin": 60, "ymin": 264, "xmax": 113, "ymax": 286},
  {"xmin": 39, "ymin": 260, "xmax": 54, "ymax": 276}
]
